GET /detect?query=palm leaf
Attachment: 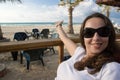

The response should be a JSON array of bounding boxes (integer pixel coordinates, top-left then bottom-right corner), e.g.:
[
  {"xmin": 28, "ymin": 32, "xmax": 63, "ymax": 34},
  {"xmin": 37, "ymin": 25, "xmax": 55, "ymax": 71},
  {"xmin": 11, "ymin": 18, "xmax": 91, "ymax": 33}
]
[{"xmin": 0, "ymin": 0, "xmax": 22, "ymax": 3}]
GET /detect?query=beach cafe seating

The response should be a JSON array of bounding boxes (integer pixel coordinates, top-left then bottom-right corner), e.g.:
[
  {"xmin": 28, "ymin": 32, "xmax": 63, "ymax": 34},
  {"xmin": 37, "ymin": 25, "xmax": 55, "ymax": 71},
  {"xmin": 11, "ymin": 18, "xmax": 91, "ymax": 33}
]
[
  {"xmin": 40, "ymin": 28, "xmax": 56, "ymax": 54},
  {"xmin": 11, "ymin": 32, "xmax": 29, "ymax": 61},
  {"xmin": 11, "ymin": 32, "xmax": 46, "ymax": 70},
  {"xmin": 32, "ymin": 28, "xmax": 41, "ymax": 39},
  {"xmin": 40, "ymin": 28, "xmax": 50, "ymax": 39}
]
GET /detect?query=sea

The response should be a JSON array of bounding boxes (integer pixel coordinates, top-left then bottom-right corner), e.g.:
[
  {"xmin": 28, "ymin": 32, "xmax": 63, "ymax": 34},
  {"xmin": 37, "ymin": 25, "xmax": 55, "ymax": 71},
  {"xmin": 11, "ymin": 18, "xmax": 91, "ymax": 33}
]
[
  {"xmin": 0, "ymin": 22, "xmax": 80, "ymax": 27},
  {"xmin": 0, "ymin": 22, "xmax": 81, "ymax": 37}
]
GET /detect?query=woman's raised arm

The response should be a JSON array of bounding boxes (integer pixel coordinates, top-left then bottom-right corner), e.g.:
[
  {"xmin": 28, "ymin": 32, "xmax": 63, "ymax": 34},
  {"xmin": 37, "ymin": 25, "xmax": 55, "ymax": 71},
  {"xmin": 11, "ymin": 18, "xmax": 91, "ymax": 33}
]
[{"xmin": 55, "ymin": 21, "xmax": 77, "ymax": 56}]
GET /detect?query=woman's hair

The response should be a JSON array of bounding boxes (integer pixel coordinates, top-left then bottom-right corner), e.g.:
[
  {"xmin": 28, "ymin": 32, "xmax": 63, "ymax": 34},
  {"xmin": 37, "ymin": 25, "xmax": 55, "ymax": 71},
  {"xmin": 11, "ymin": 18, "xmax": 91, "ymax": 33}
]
[{"xmin": 74, "ymin": 12, "xmax": 120, "ymax": 74}]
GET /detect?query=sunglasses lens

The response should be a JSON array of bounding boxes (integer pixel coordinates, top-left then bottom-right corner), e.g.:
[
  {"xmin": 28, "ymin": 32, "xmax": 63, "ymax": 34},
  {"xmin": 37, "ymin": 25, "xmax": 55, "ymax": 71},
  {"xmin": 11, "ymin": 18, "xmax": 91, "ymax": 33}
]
[
  {"xmin": 84, "ymin": 28, "xmax": 95, "ymax": 38},
  {"xmin": 98, "ymin": 27, "xmax": 110, "ymax": 37},
  {"xmin": 83, "ymin": 27, "xmax": 110, "ymax": 38}
]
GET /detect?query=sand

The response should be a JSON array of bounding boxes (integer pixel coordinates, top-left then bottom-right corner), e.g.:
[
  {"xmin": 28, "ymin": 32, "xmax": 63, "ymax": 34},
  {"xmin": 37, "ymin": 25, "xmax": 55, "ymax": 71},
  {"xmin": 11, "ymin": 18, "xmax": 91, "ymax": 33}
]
[
  {"xmin": 1, "ymin": 25, "xmax": 80, "ymax": 40},
  {"xmin": 0, "ymin": 25, "xmax": 80, "ymax": 80}
]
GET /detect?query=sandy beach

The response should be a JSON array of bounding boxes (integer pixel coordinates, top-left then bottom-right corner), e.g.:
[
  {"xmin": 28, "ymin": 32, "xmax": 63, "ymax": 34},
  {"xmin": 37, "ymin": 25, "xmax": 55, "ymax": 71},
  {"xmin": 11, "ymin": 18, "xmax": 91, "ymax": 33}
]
[
  {"xmin": 0, "ymin": 25, "xmax": 80, "ymax": 80},
  {"xmin": 1, "ymin": 25, "xmax": 80, "ymax": 40}
]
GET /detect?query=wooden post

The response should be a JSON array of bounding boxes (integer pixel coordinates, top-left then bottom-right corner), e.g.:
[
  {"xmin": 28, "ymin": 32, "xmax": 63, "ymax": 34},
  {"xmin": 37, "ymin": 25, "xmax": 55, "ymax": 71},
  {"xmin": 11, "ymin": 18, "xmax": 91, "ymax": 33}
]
[{"xmin": 58, "ymin": 44, "xmax": 64, "ymax": 64}]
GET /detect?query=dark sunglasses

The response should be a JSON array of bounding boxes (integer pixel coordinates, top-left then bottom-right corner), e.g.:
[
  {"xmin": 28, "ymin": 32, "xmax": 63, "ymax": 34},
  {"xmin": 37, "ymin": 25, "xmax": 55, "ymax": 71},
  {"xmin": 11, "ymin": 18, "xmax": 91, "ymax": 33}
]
[{"xmin": 83, "ymin": 26, "xmax": 110, "ymax": 38}]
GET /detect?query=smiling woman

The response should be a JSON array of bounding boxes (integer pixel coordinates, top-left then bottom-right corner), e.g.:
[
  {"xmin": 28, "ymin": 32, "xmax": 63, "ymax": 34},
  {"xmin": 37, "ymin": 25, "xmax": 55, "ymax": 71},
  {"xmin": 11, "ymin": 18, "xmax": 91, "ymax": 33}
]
[{"xmin": 55, "ymin": 12, "xmax": 120, "ymax": 80}]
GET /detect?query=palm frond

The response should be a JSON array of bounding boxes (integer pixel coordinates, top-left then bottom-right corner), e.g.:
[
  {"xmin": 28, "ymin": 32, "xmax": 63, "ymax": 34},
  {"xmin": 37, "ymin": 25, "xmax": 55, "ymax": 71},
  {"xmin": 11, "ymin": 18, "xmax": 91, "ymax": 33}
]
[{"xmin": 0, "ymin": 0, "xmax": 22, "ymax": 3}]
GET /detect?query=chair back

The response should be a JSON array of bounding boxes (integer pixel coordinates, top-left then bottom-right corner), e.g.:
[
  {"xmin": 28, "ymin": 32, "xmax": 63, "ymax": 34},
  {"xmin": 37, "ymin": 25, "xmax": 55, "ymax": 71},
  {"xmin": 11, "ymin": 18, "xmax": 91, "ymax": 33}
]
[
  {"xmin": 51, "ymin": 33, "xmax": 59, "ymax": 38},
  {"xmin": 41, "ymin": 29, "xmax": 49, "ymax": 38},
  {"xmin": 32, "ymin": 28, "xmax": 40, "ymax": 39},
  {"xmin": 32, "ymin": 28, "xmax": 39, "ymax": 34},
  {"xmin": 14, "ymin": 32, "xmax": 28, "ymax": 41},
  {"xmin": 24, "ymin": 48, "xmax": 46, "ymax": 61}
]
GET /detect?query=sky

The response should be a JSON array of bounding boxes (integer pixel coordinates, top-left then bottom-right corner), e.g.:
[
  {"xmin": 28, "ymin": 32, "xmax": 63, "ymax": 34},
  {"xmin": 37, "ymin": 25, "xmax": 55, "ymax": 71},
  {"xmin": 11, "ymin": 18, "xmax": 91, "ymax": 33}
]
[{"xmin": 0, "ymin": 0, "xmax": 120, "ymax": 25}]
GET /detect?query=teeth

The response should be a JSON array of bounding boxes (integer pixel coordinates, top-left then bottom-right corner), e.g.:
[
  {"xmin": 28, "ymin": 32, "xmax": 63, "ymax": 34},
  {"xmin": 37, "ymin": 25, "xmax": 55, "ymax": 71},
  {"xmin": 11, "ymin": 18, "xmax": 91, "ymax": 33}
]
[
  {"xmin": 97, "ymin": 42, "xmax": 102, "ymax": 44},
  {"xmin": 97, "ymin": 43, "xmax": 102, "ymax": 45},
  {"xmin": 97, "ymin": 43, "xmax": 102, "ymax": 44},
  {"xmin": 92, "ymin": 43, "xmax": 102, "ymax": 46}
]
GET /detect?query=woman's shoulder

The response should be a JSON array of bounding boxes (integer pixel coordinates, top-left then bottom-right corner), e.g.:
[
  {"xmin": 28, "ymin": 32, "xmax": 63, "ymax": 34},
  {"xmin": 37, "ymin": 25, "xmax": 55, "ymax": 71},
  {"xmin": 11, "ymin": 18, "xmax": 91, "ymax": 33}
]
[
  {"xmin": 105, "ymin": 62, "xmax": 120, "ymax": 68},
  {"xmin": 99, "ymin": 62, "xmax": 120, "ymax": 79},
  {"xmin": 102, "ymin": 62, "xmax": 120, "ymax": 72}
]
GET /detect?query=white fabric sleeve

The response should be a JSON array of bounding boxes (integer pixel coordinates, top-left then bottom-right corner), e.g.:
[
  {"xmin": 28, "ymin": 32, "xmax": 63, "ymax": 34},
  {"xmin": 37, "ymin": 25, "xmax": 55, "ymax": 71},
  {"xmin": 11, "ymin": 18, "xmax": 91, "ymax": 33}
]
[
  {"xmin": 101, "ymin": 62, "xmax": 120, "ymax": 80},
  {"xmin": 69, "ymin": 46, "xmax": 85, "ymax": 63}
]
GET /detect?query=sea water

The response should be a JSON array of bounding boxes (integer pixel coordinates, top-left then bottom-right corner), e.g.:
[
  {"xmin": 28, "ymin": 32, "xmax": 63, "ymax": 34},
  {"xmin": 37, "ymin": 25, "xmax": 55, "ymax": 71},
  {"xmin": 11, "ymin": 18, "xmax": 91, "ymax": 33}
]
[
  {"xmin": 0, "ymin": 22, "xmax": 81, "ymax": 39},
  {"xmin": 0, "ymin": 22, "xmax": 80, "ymax": 27}
]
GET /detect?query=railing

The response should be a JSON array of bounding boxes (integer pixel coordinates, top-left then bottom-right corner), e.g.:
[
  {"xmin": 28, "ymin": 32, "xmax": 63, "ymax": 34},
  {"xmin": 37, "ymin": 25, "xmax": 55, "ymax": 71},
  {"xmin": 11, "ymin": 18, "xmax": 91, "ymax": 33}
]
[
  {"xmin": 0, "ymin": 36, "xmax": 120, "ymax": 63},
  {"xmin": 0, "ymin": 37, "xmax": 80, "ymax": 63}
]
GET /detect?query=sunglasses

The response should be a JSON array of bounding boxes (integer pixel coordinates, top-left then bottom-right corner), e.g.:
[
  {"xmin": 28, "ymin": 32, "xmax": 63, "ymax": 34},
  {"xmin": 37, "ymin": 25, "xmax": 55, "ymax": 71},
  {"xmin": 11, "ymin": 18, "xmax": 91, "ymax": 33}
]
[{"xmin": 83, "ymin": 26, "xmax": 110, "ymax": 38}]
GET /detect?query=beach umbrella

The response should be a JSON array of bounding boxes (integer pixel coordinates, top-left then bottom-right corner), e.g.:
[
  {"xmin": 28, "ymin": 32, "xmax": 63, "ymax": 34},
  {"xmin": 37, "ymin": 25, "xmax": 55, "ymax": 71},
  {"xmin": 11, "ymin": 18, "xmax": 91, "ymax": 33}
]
[{"xmin": 96, "ymin": 0, "xmax": 120, "ymax": 21}]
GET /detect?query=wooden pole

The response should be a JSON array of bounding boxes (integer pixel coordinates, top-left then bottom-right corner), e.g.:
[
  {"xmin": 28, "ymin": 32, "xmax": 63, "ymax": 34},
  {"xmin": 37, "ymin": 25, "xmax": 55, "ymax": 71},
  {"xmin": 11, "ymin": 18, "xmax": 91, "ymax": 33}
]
[{"xmin": 58, "ymin": 44, "xmax": 64, "ymax": 63}]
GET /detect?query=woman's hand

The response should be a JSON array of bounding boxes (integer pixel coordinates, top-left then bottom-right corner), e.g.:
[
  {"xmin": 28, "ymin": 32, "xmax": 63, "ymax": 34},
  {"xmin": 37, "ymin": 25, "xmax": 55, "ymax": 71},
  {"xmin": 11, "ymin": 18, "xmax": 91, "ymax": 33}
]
[
  {"xmin": 55, "ymin": 21, "xmax": 63, "ymax": 27},
  {"xmin": 55, "ymin": 21, "xmax": 68, "ymax": 40}
]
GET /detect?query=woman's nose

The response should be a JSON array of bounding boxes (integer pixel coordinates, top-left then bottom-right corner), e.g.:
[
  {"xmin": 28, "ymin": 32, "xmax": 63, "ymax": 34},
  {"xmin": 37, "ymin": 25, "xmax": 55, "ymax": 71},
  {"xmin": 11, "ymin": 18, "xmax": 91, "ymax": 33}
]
[{"xmin": 92, "ymin": 32, "xmax": 101, "ymax": 40}]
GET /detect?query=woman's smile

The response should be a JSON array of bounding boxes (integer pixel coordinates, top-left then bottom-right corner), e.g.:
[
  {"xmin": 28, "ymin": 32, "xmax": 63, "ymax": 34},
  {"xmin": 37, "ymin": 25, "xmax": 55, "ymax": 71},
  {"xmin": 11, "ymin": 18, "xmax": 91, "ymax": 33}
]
[{"xmin": 91, "ymin": 42, "xmax": 103, "ymax": 49}]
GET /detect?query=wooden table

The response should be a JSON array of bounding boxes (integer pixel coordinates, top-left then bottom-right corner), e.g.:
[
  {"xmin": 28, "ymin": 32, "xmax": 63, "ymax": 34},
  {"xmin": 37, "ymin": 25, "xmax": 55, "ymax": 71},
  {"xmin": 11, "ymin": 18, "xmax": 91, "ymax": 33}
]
[{"xmin": 0, "ymin": 37, "xmax": 80, "ymax": 63}]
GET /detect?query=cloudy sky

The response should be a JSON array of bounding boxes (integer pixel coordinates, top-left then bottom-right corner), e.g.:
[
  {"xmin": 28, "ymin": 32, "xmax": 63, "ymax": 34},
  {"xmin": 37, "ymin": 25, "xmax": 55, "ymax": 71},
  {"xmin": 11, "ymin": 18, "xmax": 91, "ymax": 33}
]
[{"xmin": 0, "ymin": 0, "xmax": 120, "ymax": 25}]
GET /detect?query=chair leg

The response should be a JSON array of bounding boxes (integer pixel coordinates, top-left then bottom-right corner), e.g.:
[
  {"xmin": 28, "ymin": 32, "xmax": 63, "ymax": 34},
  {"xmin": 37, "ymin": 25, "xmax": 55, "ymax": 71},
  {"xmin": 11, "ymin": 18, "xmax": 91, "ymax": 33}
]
[
  {"xmin": 27, "ymin": 60, "xmax": 30, "ymax": 70},
  {"xmin": 21, "ymin": 52, "xmax": 30, "ymax": 70},
  {"xmin": 11, "ymin": 51, "xmax": 18, "ymax": 61},
  {"xmin": 20, "ymin": 53, "xmax": 23, "ymax": 64},
  {"xmin": 40, "ymin": 58, "xmax": 44, "ymax": 66},
  {"xmin": 36, "ymin": 33, "xmax": 39, "ymax": 39},
  {"xmin": 39, "ymin": 54, "xmax": 44, "ymax": 66},
  {"xmin": 41, "ymin": 59, "xmax": 45, "ymax": 66},
  {"xmin": 51, "ymin": 47, "xmax": 55, "ymax": 54}
]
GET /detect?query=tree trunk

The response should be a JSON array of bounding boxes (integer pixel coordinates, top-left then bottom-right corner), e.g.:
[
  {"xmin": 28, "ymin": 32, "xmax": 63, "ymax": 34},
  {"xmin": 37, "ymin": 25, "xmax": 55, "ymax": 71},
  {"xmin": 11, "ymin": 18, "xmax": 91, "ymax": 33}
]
[
  {"xmin": 0, "ymin": 26, "xmax": 3, "ymax": 40},
  {"xmin": 106, "ymin": 8, "xmax": 110, "ymax": 17},
  {"xmin": 68, "ymin": 6, "xmax": 74, "ymax": 34}
]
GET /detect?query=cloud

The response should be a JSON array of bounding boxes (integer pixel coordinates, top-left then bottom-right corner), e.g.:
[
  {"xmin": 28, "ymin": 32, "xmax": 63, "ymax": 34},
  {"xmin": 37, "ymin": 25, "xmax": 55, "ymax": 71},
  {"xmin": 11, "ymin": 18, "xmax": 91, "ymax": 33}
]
[
  {"xmin": 0, "ymin": 0, "xmax": 119, "ymax": 25},
  {"xmin": 73, "ymin": 0, "xmax": 101, "ymax": 23},
  {"xmin": 0, "ymin": 2, "xmax": 68, "ymax": 22},
  {"xmin": 0, "ymin": 0, "xmax": 100, "ymax": 23}
]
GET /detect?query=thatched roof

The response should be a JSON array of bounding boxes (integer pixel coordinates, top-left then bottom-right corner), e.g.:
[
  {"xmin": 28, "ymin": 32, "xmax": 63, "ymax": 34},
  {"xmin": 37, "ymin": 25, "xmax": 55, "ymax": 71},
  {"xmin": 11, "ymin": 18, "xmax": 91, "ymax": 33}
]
[{"xmin": 96, "ymin": 0, "xmax": 120, "ymax": 7}]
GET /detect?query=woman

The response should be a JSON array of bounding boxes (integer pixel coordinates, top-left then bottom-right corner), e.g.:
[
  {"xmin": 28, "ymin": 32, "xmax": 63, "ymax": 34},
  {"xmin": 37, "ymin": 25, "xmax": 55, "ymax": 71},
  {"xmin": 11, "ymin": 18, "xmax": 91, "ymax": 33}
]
[{"xmin": 55, "ymin": 12, "xmax": 120, "ymax": 80}]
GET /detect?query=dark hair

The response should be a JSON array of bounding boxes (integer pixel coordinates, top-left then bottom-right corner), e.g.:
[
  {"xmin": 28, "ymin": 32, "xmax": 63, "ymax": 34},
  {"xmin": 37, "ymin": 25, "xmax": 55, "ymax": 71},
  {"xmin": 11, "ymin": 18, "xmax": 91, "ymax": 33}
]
[{"xmin": 74, "ymin": 12, "xmax": 120, "ymax": 74}]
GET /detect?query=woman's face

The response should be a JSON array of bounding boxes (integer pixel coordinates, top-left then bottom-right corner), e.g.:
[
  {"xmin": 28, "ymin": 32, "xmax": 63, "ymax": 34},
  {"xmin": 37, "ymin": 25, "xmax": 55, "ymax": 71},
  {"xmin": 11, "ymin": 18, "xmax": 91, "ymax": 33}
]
[{"xmin": 84, "ymin": 17, "xmax": 109, "ymax": 57}]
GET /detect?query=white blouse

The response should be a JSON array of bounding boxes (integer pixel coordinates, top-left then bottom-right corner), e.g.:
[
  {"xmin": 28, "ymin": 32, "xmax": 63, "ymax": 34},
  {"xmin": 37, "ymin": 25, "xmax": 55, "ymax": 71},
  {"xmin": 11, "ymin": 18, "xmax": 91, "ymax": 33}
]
[{"xmin": 55, "ymin": 47, "xmax": 120, "ymax": 80}]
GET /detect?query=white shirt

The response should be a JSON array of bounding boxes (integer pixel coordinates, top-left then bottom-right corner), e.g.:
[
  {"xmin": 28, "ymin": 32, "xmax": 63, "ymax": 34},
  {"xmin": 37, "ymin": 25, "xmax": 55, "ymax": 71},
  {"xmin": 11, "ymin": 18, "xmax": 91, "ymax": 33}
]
[{"xmin": 55, "ymin": 47, "xmax": 120, "ymax": 80}]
